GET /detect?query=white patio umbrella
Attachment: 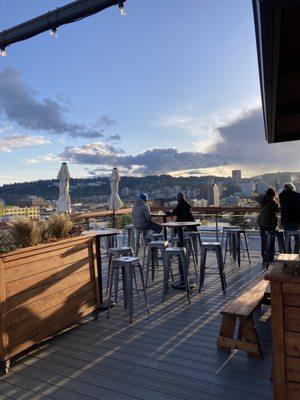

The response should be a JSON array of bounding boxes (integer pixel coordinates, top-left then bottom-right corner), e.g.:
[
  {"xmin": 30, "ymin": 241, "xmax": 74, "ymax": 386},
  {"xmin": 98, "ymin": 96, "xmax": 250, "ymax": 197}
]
[
  {"xmin": 108, "ymin": 167, "xmax": 123, "ymax": 226},
  {"xmin": 56, "ymin": 162, "xmax": 71, "ymax": 214}
]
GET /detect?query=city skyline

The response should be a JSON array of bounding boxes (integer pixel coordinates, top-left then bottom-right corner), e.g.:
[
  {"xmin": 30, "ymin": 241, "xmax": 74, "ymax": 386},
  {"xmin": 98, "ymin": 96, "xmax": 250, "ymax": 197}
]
[{"xmin": 1, "ymin": 0, "xmax": 300, "ymax": 185}]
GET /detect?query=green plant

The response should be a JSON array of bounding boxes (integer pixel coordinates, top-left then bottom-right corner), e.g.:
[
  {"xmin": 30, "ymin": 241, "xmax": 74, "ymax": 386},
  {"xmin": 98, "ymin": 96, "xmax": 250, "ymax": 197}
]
[
  {"xmin": 0, "ymin": 230, "xmax": 16, "ymax": 254},
  {"xmin": 47, "ymin": 214, "xmax": 73, "ymax": 239},
  {"xmin": 8, "ymin": 218, "xmax": 41, "ymax": 248}
]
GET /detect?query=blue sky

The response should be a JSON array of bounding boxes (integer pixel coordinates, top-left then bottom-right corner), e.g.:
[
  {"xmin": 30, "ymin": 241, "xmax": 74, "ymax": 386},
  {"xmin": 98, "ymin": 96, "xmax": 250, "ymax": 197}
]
[{"xmin": 1, "ymin": 0, "xmax": 299, "ymax": 184}]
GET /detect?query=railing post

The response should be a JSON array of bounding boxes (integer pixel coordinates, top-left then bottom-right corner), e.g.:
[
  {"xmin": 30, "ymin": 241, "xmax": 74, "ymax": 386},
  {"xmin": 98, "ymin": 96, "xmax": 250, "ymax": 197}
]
[
  {"xmin": 215, "ymin": 214, "xmax": 219, "ymax": 241},
  {"xmin": 85, "ymin": 217, "xmax": 90, "ymax": 231}
]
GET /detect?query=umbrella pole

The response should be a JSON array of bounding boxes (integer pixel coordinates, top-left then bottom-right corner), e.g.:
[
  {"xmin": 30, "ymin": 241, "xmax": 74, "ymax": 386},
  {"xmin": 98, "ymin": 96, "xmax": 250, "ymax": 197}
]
[{"xmin": 112, "ymin": 210, "xmax": 116, "ymax": 229}]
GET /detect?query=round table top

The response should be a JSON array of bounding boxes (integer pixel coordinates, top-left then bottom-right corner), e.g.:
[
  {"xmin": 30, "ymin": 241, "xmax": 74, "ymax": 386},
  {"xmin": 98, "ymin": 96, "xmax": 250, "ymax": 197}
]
[
  {"xmin": 161, "ymin": 221, "xmax": 200, "ymax": 228},
  {"xmin": 150, "ymin": 212, "xmax": 167, "ymax": 217}
]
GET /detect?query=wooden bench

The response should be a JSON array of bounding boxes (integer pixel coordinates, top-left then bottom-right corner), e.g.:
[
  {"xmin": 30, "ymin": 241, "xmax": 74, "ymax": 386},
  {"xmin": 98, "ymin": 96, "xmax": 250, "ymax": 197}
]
[{"xmin": 216, "ymin": 280, "xmax": 269, "ymax": 359}]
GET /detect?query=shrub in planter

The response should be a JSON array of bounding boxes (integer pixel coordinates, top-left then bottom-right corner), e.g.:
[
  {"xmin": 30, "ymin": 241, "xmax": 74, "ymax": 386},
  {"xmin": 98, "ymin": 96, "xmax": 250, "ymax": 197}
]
[
  {"xmin": 0, "ymin": 230, "xmax": 16, "ymax": 254},
  {"xmin": 8, "ymin": 218, "xmax": 41, "ymax": 248},
  {"xmin": 47, "ymin": 214, "xmax": 73, "ymax": 239}
]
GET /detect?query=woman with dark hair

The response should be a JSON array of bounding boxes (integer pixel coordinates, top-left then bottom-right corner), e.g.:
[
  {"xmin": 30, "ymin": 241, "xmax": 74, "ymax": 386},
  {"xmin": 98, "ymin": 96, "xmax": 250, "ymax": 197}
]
[
  {"xmin": 257, "ymin": 187, "xmax": 279, "ymax": 264},
  {"xmin": 166, "ymin": 192, "xmax": 197, "ymax": 231}
]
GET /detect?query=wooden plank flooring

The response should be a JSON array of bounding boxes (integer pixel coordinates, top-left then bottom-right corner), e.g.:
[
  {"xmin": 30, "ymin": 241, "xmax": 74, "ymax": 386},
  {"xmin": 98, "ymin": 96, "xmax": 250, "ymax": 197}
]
[{"xmin": 0, "ymin": 243, "xmax": 273, "ymax": 400}]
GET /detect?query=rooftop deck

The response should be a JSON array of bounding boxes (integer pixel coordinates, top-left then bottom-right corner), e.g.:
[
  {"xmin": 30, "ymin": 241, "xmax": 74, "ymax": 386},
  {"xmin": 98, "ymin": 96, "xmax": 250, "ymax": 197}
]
[{"xmin": 0, "ymin": 241, "xmax": 273, "ymax": 400}]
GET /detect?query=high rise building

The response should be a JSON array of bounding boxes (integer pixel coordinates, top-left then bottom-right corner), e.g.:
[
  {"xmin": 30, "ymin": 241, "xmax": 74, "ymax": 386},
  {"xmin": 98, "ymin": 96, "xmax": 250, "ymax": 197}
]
[
  {"xmin": 232, "ymin": 170, "xmax": 242, "ymax": 186},
  {"xmin": 207, "ymin": 184, "xmax": 220, "ymax": 206}
]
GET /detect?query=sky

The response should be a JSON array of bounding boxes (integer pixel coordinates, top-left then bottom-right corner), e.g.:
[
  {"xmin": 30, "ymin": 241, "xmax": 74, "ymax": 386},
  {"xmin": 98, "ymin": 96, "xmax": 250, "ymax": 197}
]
[{"xmin": 1, "ymin": 0, "xmax": 300, "ymax": 185}]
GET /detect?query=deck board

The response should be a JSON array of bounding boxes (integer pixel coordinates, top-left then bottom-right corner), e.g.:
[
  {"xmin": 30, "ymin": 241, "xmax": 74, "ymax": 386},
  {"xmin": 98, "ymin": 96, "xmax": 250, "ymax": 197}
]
[{"xmin": 0, "ymin": 244, "xmax": 273, "ymax": 400}]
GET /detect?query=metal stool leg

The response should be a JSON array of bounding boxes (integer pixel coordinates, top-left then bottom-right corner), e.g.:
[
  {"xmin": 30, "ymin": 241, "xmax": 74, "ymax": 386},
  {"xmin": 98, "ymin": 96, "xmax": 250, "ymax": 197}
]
[
  {"xmin": 125, "ymin": 265, "xmax": 134, "ymax": 324},
  {"xmin": 199, "ymin": 247, "xmax": 207, "ymax": 291},
  {"xmin": 243, "ymin": 231, "xmax": 251, "ymax": 264},
  {"xmin": 138, "ymin": 263, "xmax": 150, "ymax": 314},
  {"xmin": 217, "ymin": 247, "xmax": 226, "ymax": 293},
  {"xmin": 179, "ymin": 252, "xmax": 191, "ymax": 303}
]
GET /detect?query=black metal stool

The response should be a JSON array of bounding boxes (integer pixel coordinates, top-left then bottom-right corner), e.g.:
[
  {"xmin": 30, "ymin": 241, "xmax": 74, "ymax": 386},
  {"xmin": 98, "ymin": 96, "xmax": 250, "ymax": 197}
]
[
  {"xmin": 163, "ymin": 247, "xmax": 191, "ymax": 303},
  {"xmin": 145, "ymin": 240, "xmax": 169, "ymax": 287},
  {"xmin": 224, "ymin": 228, "xmax": 251, "ymax": 267},
  {"xmin": 199, "ymin": 242, "xmax": 226, "ymax": 294}
]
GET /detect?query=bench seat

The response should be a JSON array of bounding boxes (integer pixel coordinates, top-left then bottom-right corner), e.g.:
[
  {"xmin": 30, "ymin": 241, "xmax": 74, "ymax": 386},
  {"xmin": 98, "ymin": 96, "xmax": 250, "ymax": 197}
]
[{"xmin": 217, "ymin": 280, "xmax": 269, "ymax": 359}]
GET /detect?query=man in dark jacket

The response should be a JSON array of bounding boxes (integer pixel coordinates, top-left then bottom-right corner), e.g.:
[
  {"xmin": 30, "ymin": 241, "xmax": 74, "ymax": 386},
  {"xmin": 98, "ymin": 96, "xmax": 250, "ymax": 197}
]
[
  {"xmin": 279, "ymin": 182, "xmax": 300, "ymax": 252},
  {"xmin": 166, "ymin": 192, "xmax": 196, "ymax": 231}
]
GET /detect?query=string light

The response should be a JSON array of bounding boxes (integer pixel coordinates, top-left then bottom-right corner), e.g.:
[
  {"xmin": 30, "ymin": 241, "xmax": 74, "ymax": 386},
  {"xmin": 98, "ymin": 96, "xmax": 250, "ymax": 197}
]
[
  {"xmin": 50, "ymin": 28, "xmax": 58, "ymax": 38},
  {"xmin": 0, "ymin": 47, "xmax": 7, "ymax": 57},
  {"xmin": 118, "ymin": 2, "xmax": 126, "ymax": 16}
]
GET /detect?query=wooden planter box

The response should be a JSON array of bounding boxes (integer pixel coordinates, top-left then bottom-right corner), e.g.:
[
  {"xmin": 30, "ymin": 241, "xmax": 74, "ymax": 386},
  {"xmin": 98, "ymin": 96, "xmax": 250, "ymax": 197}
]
[
  {"xmin": 266, "ymin": 259, "xmax": 300, "ymax": 400},
  {"xmin": 0, "ymin": 234, "xmax": 100, "ymax": 373}
]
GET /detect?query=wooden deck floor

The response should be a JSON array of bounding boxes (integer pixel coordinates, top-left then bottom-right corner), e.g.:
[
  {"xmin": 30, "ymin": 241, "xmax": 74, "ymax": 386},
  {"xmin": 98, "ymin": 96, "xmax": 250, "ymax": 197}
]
[{"xmin": 0, "ymin": 246, "xmax": 273, "ymax": 400}]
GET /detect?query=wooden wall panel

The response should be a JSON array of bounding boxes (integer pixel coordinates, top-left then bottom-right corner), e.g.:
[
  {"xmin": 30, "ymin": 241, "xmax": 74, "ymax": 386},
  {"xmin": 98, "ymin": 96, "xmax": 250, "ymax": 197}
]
[{"xmin": 0, "ymin": 234, "xmax": 99, "ymax": 366}]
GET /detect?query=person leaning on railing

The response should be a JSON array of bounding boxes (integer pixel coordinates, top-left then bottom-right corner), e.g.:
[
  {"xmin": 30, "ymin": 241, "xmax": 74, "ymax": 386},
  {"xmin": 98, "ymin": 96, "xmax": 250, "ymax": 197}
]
[
  {"xmin": 256, "ymin": 188, "xmax": 279, "ymax": 264},
  {"xmin": 279, "ymin": 182, "xmax": 300, "ymax": 253}
]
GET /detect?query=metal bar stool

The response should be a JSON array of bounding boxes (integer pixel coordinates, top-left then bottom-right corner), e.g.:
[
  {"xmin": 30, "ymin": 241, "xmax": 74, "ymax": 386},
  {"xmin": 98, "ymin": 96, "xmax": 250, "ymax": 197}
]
[
  {"xmin": 224, "ymin": 228, "xmax": 251, "ymax": 267},
  {"xmin": 123, "ymin": 224, "xmax": 135, "ymax": 249},
  {"xmin": 285, "ymin": 230, "xmax": 300, "ymax": 253},
  {"xmin": 107, "ymin": 246, "xmax": 134, "ymax": 294},
  {"xmin": 171, "ymin": 236, "xmax": 198, "ymax": 276},
  {"xmin": 145, "ymin": 240, "xmax": 169, "ymax": 287},
  {"xmin": 221, "ymin": 226, "xmax": 239, "ymax": 246},
  {"xmin": 107, "ymin": 256, "xmax": 150, "ymax": 324},
  {"xmin": 162, "ymin": 247, "xmax": 191, "ymax": 303},
  {"xmin": 135, "ymin": 229, "xmax": 148, "ymax": 256},
  {"xmin": 199, "ymin": 242, "xmax": 226, "ymax": 294},
  {"xmin": 264, "ymin": 230, "xmax": 285, "ymax": 268},
  {"xmin": 186, "ymin": 230, "xmax": 202, "ymax": 267}
]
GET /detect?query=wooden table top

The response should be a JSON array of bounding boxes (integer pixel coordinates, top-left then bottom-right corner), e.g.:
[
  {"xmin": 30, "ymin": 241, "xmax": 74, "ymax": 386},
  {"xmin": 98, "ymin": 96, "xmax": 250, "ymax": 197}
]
[
  {"xmin": 161, "ymin": 221, "xmax": 200, "ymax": 228},
  {"xmin": 82, "ymin": 228, "xmax": 122, "ymax": 236}
]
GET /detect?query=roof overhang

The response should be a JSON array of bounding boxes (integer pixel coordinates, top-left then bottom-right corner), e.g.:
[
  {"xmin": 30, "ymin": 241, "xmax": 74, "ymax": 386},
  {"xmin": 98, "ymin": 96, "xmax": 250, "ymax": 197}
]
[{"xmin": 253, "ymin": 0, "xmax": 300, "ymax": 143}]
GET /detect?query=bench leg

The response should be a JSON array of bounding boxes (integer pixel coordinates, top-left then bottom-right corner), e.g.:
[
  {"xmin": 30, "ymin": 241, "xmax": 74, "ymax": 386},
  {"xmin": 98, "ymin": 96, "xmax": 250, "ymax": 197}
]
[
  {"xmin": 217, "ymin": 315, "xmax": 237, "ymax": 352},
  {"xmin": 239, "ymin": 316, "xmax": 263, "ymax": 359}
]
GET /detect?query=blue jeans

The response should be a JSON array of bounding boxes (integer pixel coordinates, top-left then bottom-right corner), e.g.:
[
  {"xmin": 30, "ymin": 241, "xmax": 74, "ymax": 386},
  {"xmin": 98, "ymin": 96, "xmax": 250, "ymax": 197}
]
[
  {"xmin": 283, "ymin": 222, "xmax": 300, "ymax": 253},
  {"xmin": 259, "ymin": 226, "xmax": 275, "ymax": 264}
]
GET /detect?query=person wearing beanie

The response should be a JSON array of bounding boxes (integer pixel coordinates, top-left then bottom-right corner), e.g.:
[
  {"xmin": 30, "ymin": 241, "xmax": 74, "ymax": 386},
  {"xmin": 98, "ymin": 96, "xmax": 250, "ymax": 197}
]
[
  {"xmin": 279, "ymin": 182, "xmax": 300, "ymax": 252},
  {"xmin": 132, "ymin": 193, "xmax": 162, "ymax": 233}
]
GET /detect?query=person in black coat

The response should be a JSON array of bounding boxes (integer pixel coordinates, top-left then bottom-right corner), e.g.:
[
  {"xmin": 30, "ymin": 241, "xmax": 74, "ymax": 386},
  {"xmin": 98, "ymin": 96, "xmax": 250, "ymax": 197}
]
[
  {"xmin": 166, "ymin": 192, "xmax": 197, "ymax": 231},
  {"xmin": 279, "ymin": 182, "xmax": 300, "ymax": 252},
  {"xmin": 257, "ymin": 188, "xmax": 279, "ymax": 264}
]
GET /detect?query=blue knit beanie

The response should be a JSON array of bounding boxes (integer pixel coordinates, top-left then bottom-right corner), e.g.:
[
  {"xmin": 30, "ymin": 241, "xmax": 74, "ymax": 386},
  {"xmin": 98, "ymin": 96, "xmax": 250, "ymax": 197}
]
[{"xmin": 139, "ymin": 192, "xmax": 148, "ymax": 202}]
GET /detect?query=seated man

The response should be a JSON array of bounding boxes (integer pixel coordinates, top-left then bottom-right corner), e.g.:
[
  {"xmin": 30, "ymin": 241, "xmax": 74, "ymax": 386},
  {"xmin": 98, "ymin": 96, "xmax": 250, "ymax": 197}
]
[
  {"xmin": 132, "ymin": 193, "xmax": 162, "ymax": 233},
  {"xmin": 166, "ymin": 192, "xmax": 197, "ymax": 231}
]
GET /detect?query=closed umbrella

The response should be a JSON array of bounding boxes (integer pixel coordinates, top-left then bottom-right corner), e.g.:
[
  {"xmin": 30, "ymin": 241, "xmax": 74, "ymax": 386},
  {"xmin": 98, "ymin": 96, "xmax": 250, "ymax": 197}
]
[
  {"xmin": 56, "ymin": 162, "xmax": 71, "ymax": 214},
  {"xmin": 108, "ymin": 167, "xmax": 123, "ymax": 227}
]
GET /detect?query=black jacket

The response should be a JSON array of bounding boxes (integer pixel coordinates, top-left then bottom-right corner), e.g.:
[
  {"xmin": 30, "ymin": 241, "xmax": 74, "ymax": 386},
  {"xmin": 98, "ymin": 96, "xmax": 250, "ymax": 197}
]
[
  {"xmin": 169, "ymin": 200, "xmax": 195, "ymax": 222},
  {"xmin": 257, "ymin": 198, "xmax": 278, "ymax": 229},
  {"xmin": 279, "ymin": 189, "xmax": 300, "ymax": 224}
]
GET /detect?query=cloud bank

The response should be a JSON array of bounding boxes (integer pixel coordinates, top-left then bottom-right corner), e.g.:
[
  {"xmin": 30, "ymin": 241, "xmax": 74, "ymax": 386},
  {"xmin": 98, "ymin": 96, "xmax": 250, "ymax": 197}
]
[
  {"xmin": 61, "ymin": 104, "xmax": 300, "ymax": 175},
  {"xmin": 0, "ymin": 68, "xmax": 116, "ymax": 139}
]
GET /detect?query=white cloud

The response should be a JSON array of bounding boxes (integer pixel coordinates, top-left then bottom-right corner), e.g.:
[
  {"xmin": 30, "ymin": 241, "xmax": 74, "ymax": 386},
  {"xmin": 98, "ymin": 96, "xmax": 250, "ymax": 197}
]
[
  {"xmin": 23, "ymin": 153, "xmax": 59, "ymax": 164},
  {"xmin": 0, "ymin": 134, "xmax": 50, "ymax": 152}
]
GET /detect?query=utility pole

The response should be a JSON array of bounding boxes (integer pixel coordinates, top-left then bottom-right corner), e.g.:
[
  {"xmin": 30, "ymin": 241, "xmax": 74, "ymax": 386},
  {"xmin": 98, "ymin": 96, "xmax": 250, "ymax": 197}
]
[{"xmin": 0, "ymin": 0, "xmax": 126, "ymax": 54}]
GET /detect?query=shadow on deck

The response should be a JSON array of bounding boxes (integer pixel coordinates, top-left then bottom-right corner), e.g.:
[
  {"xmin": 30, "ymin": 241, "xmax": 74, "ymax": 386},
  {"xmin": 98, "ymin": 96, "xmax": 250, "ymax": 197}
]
[{"xmin": 0, "ymin": 250, "xmax": 273, "ymax": 400}]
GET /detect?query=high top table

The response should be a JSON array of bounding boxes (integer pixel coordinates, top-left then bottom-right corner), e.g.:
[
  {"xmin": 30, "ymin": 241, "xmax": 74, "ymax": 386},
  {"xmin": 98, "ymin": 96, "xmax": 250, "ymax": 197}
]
[{"xmin": 161, "ymin": 221, "xmax": 200, "ymax": 290}]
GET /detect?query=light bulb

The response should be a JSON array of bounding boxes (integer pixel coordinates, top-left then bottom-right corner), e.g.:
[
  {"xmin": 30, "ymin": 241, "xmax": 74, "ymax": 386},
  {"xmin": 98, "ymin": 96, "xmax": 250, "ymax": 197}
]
[
  {"xmin": 118, "ymin": 3, "xmax": 126, "ymax": 16},
  {"xmin": 50, "ymin": 28, "xmax": 58, "ymax": 38},
  {"xmin": 0, "ymin": 48, "xmax": 7, "ymax": 57}
]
